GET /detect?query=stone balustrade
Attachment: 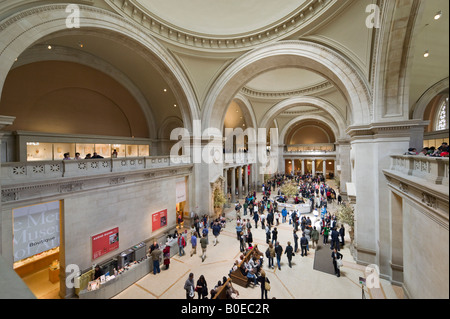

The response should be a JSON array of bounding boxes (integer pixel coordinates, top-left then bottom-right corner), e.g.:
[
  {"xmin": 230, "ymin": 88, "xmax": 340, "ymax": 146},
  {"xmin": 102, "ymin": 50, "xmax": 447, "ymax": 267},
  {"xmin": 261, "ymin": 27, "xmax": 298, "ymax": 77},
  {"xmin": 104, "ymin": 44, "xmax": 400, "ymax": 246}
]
[
  {"xmin": 0, "ymin": 155, "xmax": 191, "ymax": 185},
  {"xmin": 390, "ymin": 155, "xmax": 449, "ymax": 186}
]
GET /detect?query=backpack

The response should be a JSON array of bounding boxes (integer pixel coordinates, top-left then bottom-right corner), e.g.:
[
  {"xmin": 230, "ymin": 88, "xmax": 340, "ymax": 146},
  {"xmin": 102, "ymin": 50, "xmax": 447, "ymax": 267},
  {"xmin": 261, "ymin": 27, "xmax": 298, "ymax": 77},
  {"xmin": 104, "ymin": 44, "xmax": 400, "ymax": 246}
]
[{"xmin": 265, "ymin": 248, "xmax": 270, "ymax": 258}]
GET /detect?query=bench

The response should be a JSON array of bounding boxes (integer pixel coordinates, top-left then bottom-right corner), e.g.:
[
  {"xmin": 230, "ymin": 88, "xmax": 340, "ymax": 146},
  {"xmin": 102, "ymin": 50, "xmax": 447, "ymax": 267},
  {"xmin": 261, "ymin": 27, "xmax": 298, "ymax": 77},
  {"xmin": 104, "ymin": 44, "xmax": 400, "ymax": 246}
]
[
  {"xmin": 229, "ymin": 245, "xmax": 262, "ymax": 288},
  {"xmin": 212, "ymin": 278, "xmax": 231, "ymax": 299}
]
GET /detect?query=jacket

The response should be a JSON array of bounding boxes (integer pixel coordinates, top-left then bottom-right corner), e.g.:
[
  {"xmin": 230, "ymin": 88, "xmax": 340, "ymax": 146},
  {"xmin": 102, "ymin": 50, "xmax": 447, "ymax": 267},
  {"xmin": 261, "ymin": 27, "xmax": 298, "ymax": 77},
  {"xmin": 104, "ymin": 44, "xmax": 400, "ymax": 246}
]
[
  {"xmin": 284, "ymin": 245, "xmax": 294, "ymax": 258},
  {"xmin": 300, "ymin": 236, "xmax": 308, "ymax": 246},
  {"xmin": 274, "ymin": 244, "xmax": 283, "ymax": 258}
]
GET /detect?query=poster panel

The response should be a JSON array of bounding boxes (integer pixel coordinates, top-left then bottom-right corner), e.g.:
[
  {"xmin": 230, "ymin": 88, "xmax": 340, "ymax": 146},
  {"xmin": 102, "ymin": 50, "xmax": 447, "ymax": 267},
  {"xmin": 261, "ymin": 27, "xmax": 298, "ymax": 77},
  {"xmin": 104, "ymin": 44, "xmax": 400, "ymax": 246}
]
[
  {"xmin": 13, "ymin": 201, "xmax": 60, "ymax": 262},
  {"xmin": 92, "ymin": 227, "xmax": 119, "ymax": 260},
  {"xmin": 152, "ymin": 209, "xmax": 167, "ymax": 231},
  {"xmin": 176, "ymin": 180, "xmax": 186, "ymax": 203}
]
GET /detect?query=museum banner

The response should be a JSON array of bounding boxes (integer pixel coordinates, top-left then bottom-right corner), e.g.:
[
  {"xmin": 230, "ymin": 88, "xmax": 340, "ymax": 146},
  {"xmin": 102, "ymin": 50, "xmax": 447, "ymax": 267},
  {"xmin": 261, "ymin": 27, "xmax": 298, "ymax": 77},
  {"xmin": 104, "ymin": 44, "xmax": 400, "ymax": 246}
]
[
  {"xmin": 13, "ymin": 201, "xmax": 61, "ymax": 262},
  {"xmin": 152, "ymin": 209, "xmax": 168, "ymax": 231},
  {"xmin": 91, "ymin": 227, "xmax": 119, "ymax": 260}
]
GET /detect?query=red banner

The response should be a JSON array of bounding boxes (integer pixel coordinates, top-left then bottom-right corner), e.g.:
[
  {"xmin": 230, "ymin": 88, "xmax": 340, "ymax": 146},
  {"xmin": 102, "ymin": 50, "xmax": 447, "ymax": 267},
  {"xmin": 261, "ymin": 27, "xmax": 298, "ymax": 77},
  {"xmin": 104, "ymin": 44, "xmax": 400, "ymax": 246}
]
[
  {"xmin": 92, "ymin": 227, "xmax": 119, "ymax": 260},
  {"xmin": 152, "ymin": 209, "xmax": 168, "ymax": 231}
]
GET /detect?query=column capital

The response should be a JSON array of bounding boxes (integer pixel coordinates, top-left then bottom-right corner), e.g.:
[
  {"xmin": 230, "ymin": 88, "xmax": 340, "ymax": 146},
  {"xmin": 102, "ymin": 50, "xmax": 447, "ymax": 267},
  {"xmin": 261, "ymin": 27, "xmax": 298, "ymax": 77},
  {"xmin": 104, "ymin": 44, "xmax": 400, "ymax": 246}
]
[{"xmin": 346, "ymin": 120, "xmax": 430, "ymax": 140}]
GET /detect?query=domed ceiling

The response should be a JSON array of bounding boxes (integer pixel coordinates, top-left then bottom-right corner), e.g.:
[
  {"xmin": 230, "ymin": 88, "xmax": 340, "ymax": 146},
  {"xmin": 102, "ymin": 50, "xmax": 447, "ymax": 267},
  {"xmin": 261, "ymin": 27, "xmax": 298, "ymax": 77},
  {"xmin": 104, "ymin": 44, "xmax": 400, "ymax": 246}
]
[{"xmin": 134, "ymin": 0, "xmax": 307, "ymax": 36}]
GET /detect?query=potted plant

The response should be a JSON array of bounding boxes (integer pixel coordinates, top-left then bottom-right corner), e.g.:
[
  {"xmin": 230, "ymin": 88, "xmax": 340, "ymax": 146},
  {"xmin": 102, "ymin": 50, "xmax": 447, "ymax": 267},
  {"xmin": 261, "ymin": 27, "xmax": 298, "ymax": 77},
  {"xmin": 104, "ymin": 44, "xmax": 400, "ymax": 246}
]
[
  {"xmin": 337, "ymin": 203, "xmax": 355, "ymax": 244},
  {"xmin": 213, "ymin": 188, "xmax": 227, "ymax": 215},
  {"xmin": 280, "ymin": 181, "xmax": 298, "ymax": 203}
]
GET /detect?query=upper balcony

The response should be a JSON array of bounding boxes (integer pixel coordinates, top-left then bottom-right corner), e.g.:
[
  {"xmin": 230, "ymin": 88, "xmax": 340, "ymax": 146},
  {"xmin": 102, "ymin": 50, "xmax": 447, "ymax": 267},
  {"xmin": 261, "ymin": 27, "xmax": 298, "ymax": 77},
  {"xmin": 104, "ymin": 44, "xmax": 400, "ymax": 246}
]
[
  {"xmin": 284, "ymin": 143, "xmax": 336, "ymax": 156},
  {"xmin": 388, "ymin": 155, "xmax": 449, "ymax": 187},
  {"xmin": 0, "ymin": 155, "xmax": 192, "ymax": 186}
]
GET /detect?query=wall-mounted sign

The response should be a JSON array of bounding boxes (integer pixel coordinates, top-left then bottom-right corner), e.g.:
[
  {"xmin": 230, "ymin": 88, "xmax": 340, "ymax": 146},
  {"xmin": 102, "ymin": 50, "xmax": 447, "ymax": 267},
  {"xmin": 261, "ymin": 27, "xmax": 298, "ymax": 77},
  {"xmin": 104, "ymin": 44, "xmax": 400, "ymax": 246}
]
[
  {"xmin": 152, "ymin": 209, "xmax": 167, "ymax": 231},
  {"xmin": 13, "ymin": 201, "xmax": 60, "ymax": 262},
  {"xmin": 92, "ymin": 227, "xmax": 119, "ymax": 260}
]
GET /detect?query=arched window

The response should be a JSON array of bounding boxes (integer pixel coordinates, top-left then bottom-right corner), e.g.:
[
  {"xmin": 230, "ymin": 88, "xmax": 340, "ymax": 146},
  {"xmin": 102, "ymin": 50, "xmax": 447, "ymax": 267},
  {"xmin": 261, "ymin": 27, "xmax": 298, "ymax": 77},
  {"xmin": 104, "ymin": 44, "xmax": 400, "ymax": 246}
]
[{"xmin": 435, "ymin": 96, "xmax": 449, "ymax": 131}]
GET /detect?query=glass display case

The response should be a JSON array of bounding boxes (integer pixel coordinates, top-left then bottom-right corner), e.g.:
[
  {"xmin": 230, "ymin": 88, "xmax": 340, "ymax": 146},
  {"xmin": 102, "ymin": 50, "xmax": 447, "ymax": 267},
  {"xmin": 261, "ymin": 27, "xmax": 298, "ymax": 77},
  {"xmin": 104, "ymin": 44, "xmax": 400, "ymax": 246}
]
[
  {"xmin": 126, "ymin": 144, "xmax": 138, "ymax": 157},
  {"xmin": 54, "ymin": 143, "xmax": 76, "ymax": 160},
  {"xmin": 94, "ymin": 144, "xmax": 111, "ymax": 158},
  {"xmin": 138, "ymin": 145, "xmax": 150, "ymax": 156},
  {"xmin": 76, "ymin": 143, "xmax": 95, "ymax": 159},
  {"xmin": 26, "ymin": 142, "xmax": 53, "ymax": 161},
  {"xmin": 111, "ymin": 144, "xmax": 126, "ymax": 158}
]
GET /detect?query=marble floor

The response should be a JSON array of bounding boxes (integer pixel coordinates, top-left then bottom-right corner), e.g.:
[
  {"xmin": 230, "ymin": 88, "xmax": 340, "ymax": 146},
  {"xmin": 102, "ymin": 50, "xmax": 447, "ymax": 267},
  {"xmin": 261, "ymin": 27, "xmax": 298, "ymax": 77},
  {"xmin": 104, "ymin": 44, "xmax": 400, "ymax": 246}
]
[
  {"xmin": 112, "ymin": 192, "xmax": 404, "ymax": 300},
  {"xmin": 22, "ymin": 187, "xmax": 404, "ymax": 300}
]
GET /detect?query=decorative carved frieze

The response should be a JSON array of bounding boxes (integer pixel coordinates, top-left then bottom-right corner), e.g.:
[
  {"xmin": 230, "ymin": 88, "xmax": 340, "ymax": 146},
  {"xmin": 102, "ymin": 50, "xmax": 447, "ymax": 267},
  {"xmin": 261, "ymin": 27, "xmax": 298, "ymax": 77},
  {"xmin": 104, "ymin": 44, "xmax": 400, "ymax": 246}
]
[{"xmin": 59, "ymin": 182, "xmax": 83, "ymax": 193}]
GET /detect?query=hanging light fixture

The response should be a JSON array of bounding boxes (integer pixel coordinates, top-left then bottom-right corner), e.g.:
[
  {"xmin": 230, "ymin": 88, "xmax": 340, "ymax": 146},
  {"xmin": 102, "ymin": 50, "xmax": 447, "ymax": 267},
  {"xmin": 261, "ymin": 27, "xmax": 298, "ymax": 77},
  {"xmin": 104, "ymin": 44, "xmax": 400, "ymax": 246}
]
[
  {"xmin": 423, "ymin": 50, "xmax": 429, "ymax": 58},
  {"xmin": 434, "ymin": 10, "xmax": 442, "ymax": 20}
]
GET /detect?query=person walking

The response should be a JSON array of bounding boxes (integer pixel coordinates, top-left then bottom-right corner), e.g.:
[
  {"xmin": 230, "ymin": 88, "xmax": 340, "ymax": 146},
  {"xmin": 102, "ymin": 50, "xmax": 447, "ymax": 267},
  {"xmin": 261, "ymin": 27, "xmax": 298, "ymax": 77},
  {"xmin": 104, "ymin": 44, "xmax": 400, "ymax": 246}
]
[
  {"xmin": 271, "ymin": 227, "xmax": 278, "ymax": 245},
  {"xmin": 323, "ymin": 225, "xmax": 330, "ymax": 245},
  {"xmin": 212, "ymin": 221, "xmax": 221, "ymax": 246},
  {"xmin": 331, "ymin": 248, "xmax": 343, "ymax": 277},
  {"xmin": 304, "ymin": 226, "xmax": 311, "ymax": 252},
  {"xmin": 196, "ymin": 275, "xmax": 208, "ymax": 299},
  {"xmin": 274, "ymin": 241, "xmax": 283, "ymax": 270},
  {"xmin": 330, "ymin": 227, "xmax": 340, "ymax": 251},
  {"xmin": 284, "ymin": 241, "xmax": 294, "ymax": 268},
  {"xmin": 235, "ymin": 222, "xmax": 243, "ymax": 241},
  {"xmin": 178, "ymin": 232, "xmax": 186, "ymax": 256},
  {"xmin": 150, "ymin": 244, "xmax": 162, "ymax": 275},
  {"xmin": 184, "ymin": 273, "xmax": 195, "ymax": 299},
  {"xmin": 253, "ymin": 211, "xmax": 259, "ymax": 229},
  {"xmin": 265, "ymin": 225, "xmax": 271, "ymax": 244},
  {"xmin": 190, "ymin": 232, "xmax": 197, "ymax": 257},
  {"xmin": 239, "ymin": 231, "xmax": 245, "ymax": 253},
  {"xmin": 163, "ymin": 245, "xmax": 170, "ymax": 269},
  {"xmin": 258, "ymin": 270, "xmax": 270, "ymax": 299},
  {"xmin": 311, "ymin": 226, "xmax": 319, "ymax": 249},
  {"xmin": 265, "ymin": 243, "xmax": 275, "ymax": 269},
  {"xmin": 339, "ymin": 224, "xmax": 345, "ymax": 247},
  {"xmin": 200, "ymin": 233, "xmax": 208, "ymax": 262},
  {"xmin": 300, "ymin": 233, "xmax": 308, "ymax": 257},
  {"xmin": 247, "ymin": 229, "xmax": 253, "ymax": 247},
  {"xmin": 293, "ymin": 230, "xmax": 299, "ymax": 253}
]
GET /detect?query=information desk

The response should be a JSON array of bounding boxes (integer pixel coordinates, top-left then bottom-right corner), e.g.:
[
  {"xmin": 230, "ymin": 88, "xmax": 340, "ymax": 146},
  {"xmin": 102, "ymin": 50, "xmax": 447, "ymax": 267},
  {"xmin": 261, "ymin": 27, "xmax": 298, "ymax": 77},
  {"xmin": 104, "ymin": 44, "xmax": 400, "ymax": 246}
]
[
  {"xmin": 77, "ymin": 257, "xmax": 151, "ymax": 299},
  {"xmin": 277, "ymin": 203, "xmax": 311, "ymax": 214}
]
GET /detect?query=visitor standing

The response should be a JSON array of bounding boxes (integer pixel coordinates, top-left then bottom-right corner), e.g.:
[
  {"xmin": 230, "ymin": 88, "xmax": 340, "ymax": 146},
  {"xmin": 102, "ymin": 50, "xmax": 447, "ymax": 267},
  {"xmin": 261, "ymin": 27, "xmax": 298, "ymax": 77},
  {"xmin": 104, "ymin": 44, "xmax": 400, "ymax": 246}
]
[
  {"xmin": 284, "ymin": 241, "xmax": 294, "ymax": 268},
  {"xmin": 200, "ymin": 233, "xmax": 208, "ymax": 262},
  {"xmin": 190, "ymin": 232, "xmax": 197, "ymax": 257},
  {"xmin": 275, "ymin": 241, "xmax": 283, "ymax": 270},
  {"xmin": 332, "ymin": 248, "xmax": 343, "ymax": 277},
  {"xmin": 184, "ymin": 273, "xmax": 195, "ymax": 299}
]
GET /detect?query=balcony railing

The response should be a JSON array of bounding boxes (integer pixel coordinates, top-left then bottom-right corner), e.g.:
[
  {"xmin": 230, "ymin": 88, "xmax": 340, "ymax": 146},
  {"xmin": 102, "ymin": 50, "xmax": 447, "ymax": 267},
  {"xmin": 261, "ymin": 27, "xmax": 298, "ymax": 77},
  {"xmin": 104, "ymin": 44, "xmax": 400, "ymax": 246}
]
[
  {"xmin": 284, "ymin": 143, "xmax": 335, "ymax": 154},
  {"xmin": 0, "ymin": 155, "xmax": 191, "ymax": 185},
  {"xmin": 389, "ymin": 155, "xmax": 449, "ymax": 186}
]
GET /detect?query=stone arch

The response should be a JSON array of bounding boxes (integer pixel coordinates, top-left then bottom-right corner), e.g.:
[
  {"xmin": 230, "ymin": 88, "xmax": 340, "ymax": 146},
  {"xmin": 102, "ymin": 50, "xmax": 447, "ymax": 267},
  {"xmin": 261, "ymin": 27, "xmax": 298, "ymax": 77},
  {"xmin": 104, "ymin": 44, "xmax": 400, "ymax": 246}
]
[
  {"xmin": 232, "ymin": 93, "xmax": 258, "ymax": 129},
  {"xmin": 412, "ymin": 77, "xmax": 449, "ymax": 120},
  {"xmin": 260, "ymin": 96, "xmax": 347, "ymax": 139},
  {"xmin": 202, "ymin": 40, "xmax": 371, "ymax": 131},
  {"xmin": 280, "ymin": 114, "xmax": 340, "ymax": 146},
  {"xmin": 0, "ymin": 3, "xmax": 199, "ymax": 133},
  {"xmin": 12, "ymin": 44, "xmax": 158, "ymax": 139}
]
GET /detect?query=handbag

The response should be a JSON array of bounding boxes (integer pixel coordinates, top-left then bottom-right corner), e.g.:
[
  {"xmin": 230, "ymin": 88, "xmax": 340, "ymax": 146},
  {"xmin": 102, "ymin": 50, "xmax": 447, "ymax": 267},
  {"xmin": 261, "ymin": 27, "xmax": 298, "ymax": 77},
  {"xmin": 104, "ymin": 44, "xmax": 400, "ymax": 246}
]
[
  {"xmin": 336, "ymin": 258, "xmax": 343, "ymax": 268},
  {"xmin": 265, "ymin": 280, "xmax": 271, "ymax": 291}
]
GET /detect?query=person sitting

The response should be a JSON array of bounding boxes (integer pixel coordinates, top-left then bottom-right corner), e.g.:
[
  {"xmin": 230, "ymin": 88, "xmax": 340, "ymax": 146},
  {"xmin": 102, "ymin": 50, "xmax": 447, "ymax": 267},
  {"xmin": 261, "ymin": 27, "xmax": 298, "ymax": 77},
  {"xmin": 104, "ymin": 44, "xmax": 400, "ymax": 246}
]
[
  {"xmin": 84, "ymin": 153, "xmax": 92, "ymax": 159},
  {"xmin": 92, "ymin": 152, "xmax": 104, "ymax": 159},
  {"xmin": 63, "ymin": 152, "xmax": 71, "ymax": 160}
]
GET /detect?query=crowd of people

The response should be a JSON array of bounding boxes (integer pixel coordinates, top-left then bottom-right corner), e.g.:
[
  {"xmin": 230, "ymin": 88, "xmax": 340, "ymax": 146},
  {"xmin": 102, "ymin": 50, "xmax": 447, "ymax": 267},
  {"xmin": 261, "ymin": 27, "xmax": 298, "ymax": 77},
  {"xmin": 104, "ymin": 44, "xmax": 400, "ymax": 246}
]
[
  {"xmin": 405, "ymin": 142, "xmax": 449, "ymax": 157},
  {"xmin": 167, "ymin": 173, "xmax": 347, "ymax": 299}
]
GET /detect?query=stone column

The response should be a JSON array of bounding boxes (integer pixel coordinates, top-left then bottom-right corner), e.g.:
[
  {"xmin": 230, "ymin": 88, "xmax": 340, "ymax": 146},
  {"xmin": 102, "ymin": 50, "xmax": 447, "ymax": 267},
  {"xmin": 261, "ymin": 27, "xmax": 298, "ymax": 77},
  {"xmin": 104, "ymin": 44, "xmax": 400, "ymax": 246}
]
[
  {"xmin": 301, "ymin": 159, "xmax": 305, "ymax": 175},
  {"xmin": 323, "ymin": 159, "xmax": 327, "ymax": 177},
  {"xmin": 244, "ymin": 165, "xmax": 248, "ymax": 195},
  {"xmin": 238, "ymin": 166, "xmax": 243, "ymax": 199},
  {"xmin": 390, "ymin": 190, "xmax": 404, "ymax": 285},
  {"xmin": 223, "ymin": 168, "xmax": 228, "ymax": 195},
  {"xmin": 291, "ymin": 159, "xmax": 295, "ymax": 174},
  {"xmin": 312, "ymin": 159, "xmax": 315, "ymax": 176},
  {"xmin": 231, "ymin": 167, "xmax": 236, "ymax": 203},
  {"xmin": 347, "ymin": 122, "xmax": 412, "ymax": 273}
]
